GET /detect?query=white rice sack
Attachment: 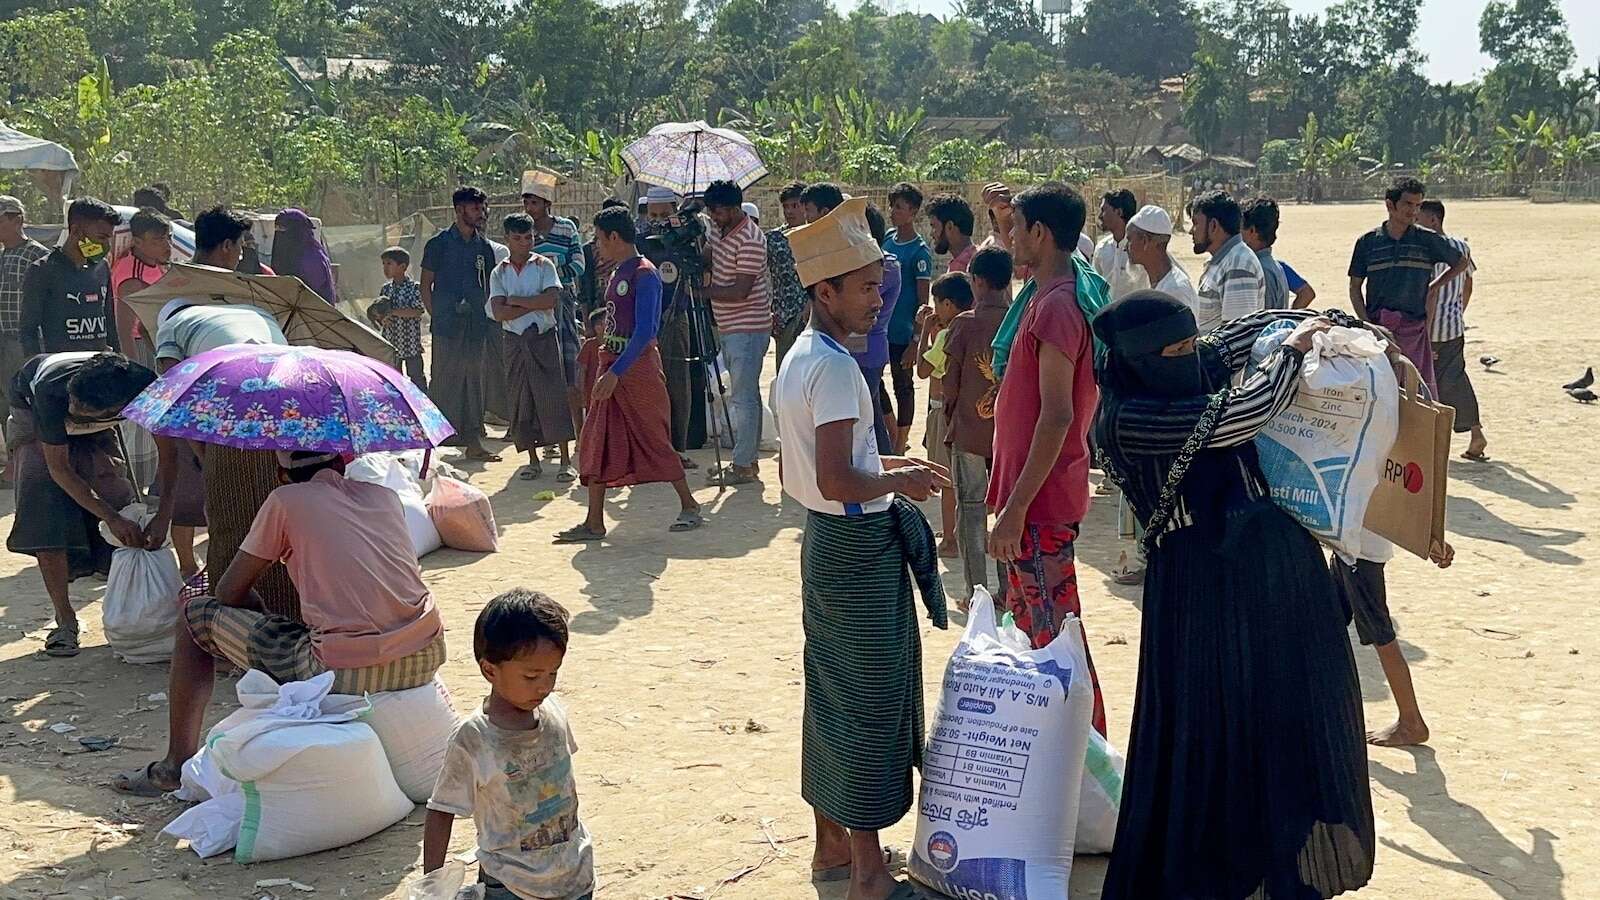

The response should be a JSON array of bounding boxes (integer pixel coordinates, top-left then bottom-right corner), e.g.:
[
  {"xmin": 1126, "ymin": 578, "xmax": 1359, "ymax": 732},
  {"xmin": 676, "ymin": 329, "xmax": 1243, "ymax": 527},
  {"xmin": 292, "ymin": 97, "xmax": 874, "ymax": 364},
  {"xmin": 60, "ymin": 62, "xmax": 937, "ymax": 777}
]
[
  {"xmin": 910, "ymin": 589, "xmax": 1094, "ymax": 899},
  {"xmin": 1250, "ymin": 322, "xmax": 1400, "ymax": 563},
  {"xmin": 326, "ymin": 676, "xmax": 459, "ymax": 803}
]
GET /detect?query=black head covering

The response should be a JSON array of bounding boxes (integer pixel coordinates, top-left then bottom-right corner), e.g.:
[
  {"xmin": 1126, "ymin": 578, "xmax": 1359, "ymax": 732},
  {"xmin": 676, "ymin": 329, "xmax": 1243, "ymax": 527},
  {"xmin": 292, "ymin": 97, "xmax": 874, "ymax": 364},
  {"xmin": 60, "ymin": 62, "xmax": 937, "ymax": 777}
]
[{"xmin": 1093, "ymin": 289, "xmax": 1204, "ymax": 398}]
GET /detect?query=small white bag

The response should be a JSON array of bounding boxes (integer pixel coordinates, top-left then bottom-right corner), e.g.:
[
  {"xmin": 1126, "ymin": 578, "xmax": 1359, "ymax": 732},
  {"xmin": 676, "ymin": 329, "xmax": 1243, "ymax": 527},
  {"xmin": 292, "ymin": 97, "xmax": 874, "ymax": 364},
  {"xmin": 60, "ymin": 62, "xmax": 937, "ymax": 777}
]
[{"xmin": 99, "ymin": 503, "xmax": 183, "ymax": 664}]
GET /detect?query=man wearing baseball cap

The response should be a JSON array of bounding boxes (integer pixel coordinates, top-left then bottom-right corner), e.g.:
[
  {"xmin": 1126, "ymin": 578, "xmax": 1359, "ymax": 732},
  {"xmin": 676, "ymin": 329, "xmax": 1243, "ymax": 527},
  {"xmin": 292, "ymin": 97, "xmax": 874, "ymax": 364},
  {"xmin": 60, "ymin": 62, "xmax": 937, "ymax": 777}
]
[
  {"xmin": 772, "ymin": 197, "xmax": 949, "ymax": 900},
  {"xmin": 0, "ymin": 196, "xmax": 51, "ymax": 472}
]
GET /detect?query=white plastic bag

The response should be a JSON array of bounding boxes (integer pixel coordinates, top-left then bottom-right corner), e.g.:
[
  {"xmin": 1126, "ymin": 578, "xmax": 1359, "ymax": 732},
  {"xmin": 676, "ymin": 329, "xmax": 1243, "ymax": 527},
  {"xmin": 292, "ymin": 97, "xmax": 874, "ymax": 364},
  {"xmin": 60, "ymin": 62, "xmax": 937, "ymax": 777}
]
[
  {"xmin": 325, "ymin": 676, "xmax": 458, "ymax": 803},
  {"xmin": 1251, "ymin": 322, "xmax": 1399, "ymax": 563},
  {"xmin": 910, "ymin": 588, "xmax": 1095, "ymax": 899},
  {"xmin": 164, "ymin": 671, "xmax": 415, "ymax": 862},
  {"xmin": 1076, "ymin": 730, "xmax": 1125, "ymax": 855},
  {"xmin": 346, "ymin": 452, "xmax": 442, "ymax": 558},
  {"xmin": 404, "ymin": 861, "xmax": 485, "ymax": 900},
  {"xmin": 98, "ymin": 503, "xmax": 183, "ymax": 664}
]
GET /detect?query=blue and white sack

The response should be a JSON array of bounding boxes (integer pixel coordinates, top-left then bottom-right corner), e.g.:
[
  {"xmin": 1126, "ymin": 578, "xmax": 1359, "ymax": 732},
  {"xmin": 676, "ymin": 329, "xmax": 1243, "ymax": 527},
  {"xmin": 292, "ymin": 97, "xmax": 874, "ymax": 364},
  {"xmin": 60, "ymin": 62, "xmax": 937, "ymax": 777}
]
[
  {"xmin": 1250, "ymin": 321, "xmax": 1399, "ymax": 562},
  {"xmin": 910, "ymin": 589, "xmax": 1096, "ymax": 899}
]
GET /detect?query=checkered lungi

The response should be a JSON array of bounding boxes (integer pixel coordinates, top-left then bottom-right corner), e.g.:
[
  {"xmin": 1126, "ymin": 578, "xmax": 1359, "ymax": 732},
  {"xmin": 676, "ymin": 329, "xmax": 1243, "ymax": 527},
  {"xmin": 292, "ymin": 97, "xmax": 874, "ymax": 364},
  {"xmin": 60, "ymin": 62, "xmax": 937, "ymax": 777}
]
[{"xmin": 183, "ymin": 595, "xmax": 445, "ymax": 694}]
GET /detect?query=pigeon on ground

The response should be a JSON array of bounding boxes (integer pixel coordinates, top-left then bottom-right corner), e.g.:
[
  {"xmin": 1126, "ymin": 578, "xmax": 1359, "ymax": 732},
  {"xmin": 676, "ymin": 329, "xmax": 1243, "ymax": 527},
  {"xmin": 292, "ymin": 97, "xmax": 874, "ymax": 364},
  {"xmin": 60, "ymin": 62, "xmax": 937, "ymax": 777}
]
[
  {"xmin": 1479, "ymin": 355, "xmax": 1500, "ymax": 370},
  {"xmin": 1568, "ymin": 387, "xmax": 1597, "ymax": 404},
  {"xmin": 1562, "ymin": 367, "xmax": 1594, "ymax": 391}
]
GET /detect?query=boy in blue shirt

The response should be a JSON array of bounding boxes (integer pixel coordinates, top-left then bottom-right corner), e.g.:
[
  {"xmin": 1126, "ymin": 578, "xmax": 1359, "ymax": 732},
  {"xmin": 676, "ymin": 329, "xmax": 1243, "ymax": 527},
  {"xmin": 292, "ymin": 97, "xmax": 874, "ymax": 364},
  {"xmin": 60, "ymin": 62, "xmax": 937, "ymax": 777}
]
[{"xmin": 881, "ymin": 182, "xmax": 932, "ymax": 453}]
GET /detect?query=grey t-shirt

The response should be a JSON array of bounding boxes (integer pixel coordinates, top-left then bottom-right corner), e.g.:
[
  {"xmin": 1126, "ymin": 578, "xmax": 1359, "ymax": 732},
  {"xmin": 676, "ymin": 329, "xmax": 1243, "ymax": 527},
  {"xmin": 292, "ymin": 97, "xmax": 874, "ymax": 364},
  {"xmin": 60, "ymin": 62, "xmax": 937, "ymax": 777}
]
[
  {"xmin": 154, "ymin": 304, "xmax": 287, "ymax": 362},
  {"xmin": 427, "ymin": 697, "xmax": 595, "ymax": 900}
]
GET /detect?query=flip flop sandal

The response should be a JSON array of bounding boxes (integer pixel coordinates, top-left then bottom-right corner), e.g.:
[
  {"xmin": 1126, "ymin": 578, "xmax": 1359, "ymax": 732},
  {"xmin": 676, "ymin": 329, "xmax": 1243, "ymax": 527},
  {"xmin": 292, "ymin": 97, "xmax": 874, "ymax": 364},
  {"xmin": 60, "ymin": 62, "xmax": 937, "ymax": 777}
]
[
  {"xmin": 1112, "ymin": 566, "xmax": 1146, "ymax": 586},
  {"xmin": 669, "ymin": 509, "xmax": 705, "ymax": 532},
  {"xmin": 809, "ymin": 846, "xmax": 907, "ymax": 883},
  {"xmin": 708, "ymin": 469, "xmax": 758, "ymax": 487},
  {"xmin": 519, "ymin": 464, "xmax": 543, "ymax": 481},
  {"xmin": 112, "ymin": 762, "xmax": 178, "ymax": 798},
  {"xmin": 1460, "ymin": 450, "xmax": 1490, "ymax": 462},
  {"xmin": 43, "ymin": 625, "xmax": 80, "ymax": 657},
  {"xmin": 553, "ymin": 525, "xmax": 606, "ymax": 544},
  {"xmin": 556, "ymin": 466, "xmax": 577, "ymax": 483}
]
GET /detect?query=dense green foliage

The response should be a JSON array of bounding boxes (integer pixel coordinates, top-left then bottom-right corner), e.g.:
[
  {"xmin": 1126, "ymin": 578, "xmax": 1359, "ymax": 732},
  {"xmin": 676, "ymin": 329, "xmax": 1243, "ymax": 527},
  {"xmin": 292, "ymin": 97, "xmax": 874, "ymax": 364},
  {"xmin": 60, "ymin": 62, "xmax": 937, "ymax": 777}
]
[{"xmin": 1, "ymin": 0, "xmax": 1595, "ymax": 214}]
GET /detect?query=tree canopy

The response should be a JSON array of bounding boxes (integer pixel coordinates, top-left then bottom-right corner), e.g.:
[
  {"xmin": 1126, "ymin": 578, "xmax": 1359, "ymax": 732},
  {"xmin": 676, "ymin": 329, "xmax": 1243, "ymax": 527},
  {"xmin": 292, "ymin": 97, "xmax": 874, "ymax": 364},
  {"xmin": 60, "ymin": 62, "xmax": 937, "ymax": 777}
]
[{"xmin": 0, "ymin": 0, "xmax": 1594, "ymax": 217}]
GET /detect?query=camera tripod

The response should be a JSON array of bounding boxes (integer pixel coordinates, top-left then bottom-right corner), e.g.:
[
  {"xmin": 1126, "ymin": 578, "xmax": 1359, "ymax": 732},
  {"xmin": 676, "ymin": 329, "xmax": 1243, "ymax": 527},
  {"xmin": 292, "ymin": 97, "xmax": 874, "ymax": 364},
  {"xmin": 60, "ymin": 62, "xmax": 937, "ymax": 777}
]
[{"xmin": 661, "ymin": 274, "xmax": 737, "ymax": 488}]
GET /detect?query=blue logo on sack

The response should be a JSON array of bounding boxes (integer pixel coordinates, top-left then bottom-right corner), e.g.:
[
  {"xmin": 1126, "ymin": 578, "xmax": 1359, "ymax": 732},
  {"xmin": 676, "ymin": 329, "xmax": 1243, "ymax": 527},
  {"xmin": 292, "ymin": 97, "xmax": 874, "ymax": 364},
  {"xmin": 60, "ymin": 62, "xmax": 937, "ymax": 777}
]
[
  {"xmin": 956, "ymin": 697, "xmax": 996, "ymax": 714},
  {"xmin": 927, "ymin": 831, "xmax": 959, "ymax": 872}
]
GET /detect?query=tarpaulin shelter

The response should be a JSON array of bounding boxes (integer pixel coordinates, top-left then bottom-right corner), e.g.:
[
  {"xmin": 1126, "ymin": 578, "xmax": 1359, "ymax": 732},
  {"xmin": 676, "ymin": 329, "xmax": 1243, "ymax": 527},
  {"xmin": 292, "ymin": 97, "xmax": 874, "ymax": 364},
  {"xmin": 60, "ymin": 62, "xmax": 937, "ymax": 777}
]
[{"xmin": 0, "ymin": 122, "xmax": 79, "ymax": 216}]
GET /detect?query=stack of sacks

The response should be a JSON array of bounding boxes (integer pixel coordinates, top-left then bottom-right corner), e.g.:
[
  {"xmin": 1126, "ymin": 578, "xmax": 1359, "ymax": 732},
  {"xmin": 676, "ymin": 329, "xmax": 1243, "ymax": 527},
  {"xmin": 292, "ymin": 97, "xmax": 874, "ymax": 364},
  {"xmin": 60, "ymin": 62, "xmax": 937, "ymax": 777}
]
[{"xmin": 164, "ymin": 671, "xmax": 415, "ymax": 862}]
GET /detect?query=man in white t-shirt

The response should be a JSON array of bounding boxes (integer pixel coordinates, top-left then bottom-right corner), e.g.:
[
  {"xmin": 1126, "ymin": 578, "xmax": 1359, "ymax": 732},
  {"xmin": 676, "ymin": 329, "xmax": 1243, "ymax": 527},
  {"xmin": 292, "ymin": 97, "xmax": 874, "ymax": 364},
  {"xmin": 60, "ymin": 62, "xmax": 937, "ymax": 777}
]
[
  {"xmin": 1126, "ymin": 205, "xmax": 1199, "ymax": 312},
  {"xmin": 771, "ymin": 197, "xmax": 947, "ymax": 900},
  {"xmin": 489, "ymin": 212, "xmax": 576, "ymax": 479},
  {"xmin": 1093, "ymin": 188, "xmax": 1148, "ymax": 300}
]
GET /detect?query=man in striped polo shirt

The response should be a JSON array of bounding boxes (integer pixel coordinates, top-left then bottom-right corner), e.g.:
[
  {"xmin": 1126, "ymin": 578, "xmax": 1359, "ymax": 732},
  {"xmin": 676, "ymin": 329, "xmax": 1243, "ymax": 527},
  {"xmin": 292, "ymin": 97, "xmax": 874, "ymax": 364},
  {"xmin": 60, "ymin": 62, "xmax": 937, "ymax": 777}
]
[
  {"xmin": 1418, "ymin": 199, "xmax": 1486, "ymax": 460},
  {"xmin": 703, "ymin": 180, "xmax": 772, "ymax": 486},
  {"xmin": 1190, "ymin": 190, "xmax": 1265, "ymax": 333}
]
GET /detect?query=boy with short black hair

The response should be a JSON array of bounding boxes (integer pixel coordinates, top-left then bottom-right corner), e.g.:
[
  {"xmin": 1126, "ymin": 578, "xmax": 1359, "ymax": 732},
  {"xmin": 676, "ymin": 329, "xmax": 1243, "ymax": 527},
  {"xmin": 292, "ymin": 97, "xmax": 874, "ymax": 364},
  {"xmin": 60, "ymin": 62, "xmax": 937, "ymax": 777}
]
[
  {"xmin": 424, "ymin": 589, "xmax": 594, "ymax": 900},
  {"xmin": 374, "ymin": 246, "xmax": 425, "ymax": 389}
]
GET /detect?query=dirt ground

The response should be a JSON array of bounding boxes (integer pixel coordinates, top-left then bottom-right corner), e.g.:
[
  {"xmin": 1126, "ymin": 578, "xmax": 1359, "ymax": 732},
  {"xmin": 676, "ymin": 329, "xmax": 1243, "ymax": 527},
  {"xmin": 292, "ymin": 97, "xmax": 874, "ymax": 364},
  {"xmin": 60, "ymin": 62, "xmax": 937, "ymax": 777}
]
[{"xmin": 0, "ymin": 199, "xmax": 1594, "ymax": 900}]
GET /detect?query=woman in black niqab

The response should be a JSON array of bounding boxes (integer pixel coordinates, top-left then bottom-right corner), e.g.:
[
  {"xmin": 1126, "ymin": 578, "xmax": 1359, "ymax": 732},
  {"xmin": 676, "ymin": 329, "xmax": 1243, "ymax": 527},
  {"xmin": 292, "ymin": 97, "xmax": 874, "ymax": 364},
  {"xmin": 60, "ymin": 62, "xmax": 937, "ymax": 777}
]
[{"xmin": 1095, "ymin": 291, "xmax": 1376, "ymax": 900}]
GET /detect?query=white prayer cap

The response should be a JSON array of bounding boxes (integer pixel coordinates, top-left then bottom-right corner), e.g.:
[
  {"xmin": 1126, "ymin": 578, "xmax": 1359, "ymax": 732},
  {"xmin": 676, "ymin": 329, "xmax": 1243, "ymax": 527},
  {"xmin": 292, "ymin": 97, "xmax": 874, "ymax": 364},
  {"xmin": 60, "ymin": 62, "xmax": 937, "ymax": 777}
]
[
  {"xmin": 644, "ymin": 185, "xmax": 680, "ymax": 205},
  {"xmin": 742, "ymin": 201, "xmax": 760, "ymax": 222},
  {"xmin": 1128, "ymin": 205, "xmax": 1174, "ymax": 236}
]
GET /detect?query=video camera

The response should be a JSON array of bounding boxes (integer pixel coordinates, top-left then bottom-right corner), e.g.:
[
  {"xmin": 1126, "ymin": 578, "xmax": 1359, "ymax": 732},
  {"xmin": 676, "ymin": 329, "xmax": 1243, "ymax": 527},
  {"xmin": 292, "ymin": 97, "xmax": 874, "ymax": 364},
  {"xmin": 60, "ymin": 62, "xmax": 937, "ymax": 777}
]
[{"xmin": 640, "ymin": 200, "xmax": 707, "ymax": 287}]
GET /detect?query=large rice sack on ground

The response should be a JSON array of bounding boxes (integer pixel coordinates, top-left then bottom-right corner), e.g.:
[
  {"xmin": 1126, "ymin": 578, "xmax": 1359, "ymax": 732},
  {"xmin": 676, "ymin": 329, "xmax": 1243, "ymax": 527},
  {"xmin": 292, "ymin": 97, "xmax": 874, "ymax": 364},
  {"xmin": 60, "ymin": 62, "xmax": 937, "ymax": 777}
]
[
  {"xmin": 910, "ymin": 594, "xmax": 1094, "ymax": 899},
  {"xmin": 1250, "ymin": 322, "xmax": 1399, "ymax": 563},
  {"xmin": 428, "ymin": 475, "xmax": 498, "ymax": 552},
  {"xmin": 346, "ymin": 453, "xmax": 442, "ymax": 557},
  {"xmin": 165, "ymin": 671, "xmax": 414, "ymax": 862},
  {"xmin": 326, "ymin": 676, "xmax": 458, "ymax": 803}
]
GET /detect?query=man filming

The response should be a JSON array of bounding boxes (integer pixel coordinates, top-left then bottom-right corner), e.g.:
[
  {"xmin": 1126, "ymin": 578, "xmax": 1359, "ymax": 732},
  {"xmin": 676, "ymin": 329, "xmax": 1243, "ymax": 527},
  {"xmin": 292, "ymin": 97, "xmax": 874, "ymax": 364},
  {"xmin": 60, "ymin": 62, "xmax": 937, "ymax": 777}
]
[{"xmin": 701, "ymin": 181, "xmax": 771, "ymax": 486}]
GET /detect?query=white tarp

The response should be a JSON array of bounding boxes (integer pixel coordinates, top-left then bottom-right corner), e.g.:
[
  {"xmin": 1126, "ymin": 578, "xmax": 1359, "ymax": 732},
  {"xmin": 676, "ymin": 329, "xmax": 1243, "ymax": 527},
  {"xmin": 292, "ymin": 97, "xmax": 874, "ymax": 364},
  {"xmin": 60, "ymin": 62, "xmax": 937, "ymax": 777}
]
[{"xmin": 0, "ymin": 122, "xmax": 79, "ymax": 174}]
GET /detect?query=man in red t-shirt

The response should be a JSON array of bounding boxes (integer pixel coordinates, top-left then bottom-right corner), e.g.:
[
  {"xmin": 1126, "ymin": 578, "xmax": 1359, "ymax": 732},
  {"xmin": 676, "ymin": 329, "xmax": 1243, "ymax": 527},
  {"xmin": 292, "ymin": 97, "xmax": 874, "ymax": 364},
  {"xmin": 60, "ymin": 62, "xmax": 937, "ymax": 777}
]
[{"xmin": 986, "ymin": 182, "xmax": 1106, "ymax": 735}]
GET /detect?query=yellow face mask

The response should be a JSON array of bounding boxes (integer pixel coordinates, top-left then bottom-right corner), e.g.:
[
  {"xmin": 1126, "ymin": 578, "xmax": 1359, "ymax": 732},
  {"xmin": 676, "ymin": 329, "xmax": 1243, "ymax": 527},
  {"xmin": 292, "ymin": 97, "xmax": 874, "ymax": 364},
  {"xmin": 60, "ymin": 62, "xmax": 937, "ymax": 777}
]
[{"xmin": 77, "ymin": 238, "xmax": 107, "ymax": 264}]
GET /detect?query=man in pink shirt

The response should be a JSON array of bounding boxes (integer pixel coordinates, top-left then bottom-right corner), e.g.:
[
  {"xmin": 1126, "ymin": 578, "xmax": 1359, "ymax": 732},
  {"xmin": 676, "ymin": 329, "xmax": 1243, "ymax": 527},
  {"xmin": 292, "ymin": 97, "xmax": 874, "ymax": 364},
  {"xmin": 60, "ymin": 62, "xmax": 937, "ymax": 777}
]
[
  {"xmin": 986, "ymin": 182, "xmax": 1106, "ymax": 735},
  {"xmin": 926, "ymin": 193, "xmax": 975, "ymax": 273},
  {"xmin": 115, "ymin": 450, "xmax": 446, "ymax": 797}
]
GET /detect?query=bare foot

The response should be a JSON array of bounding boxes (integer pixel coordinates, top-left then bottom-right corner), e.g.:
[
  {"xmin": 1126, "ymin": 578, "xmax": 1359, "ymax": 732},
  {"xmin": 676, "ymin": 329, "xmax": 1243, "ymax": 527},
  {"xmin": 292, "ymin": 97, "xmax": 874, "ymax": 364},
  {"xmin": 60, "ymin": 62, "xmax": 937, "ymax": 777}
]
[
  {"xmin": 1367, "ymin": 719, "xmax": 1430, "ymax": 747},
  {"xmin": 846, "ymin": 869, "xmax": 903, "ymax": 900}
]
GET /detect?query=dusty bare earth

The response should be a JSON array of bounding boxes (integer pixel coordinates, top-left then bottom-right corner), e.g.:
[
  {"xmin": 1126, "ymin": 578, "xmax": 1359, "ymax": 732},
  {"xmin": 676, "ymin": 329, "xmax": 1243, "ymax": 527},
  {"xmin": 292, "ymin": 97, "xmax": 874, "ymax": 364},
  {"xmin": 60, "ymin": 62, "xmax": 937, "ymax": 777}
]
[{"xmin": 0, "ymin": 199, "xmax": 1594, "ymax": 899}]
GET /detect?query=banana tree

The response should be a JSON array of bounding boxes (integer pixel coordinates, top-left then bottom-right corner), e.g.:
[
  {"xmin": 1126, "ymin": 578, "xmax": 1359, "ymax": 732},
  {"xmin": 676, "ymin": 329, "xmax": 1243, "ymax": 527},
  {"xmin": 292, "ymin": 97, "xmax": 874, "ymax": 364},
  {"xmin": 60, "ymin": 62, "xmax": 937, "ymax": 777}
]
[
  {"xmin": 1546, "ymin": 133, "xmax": 1600, "ymax": 180},
  {"xmin": 1321, "ymin": 132, "xmax": 1363, "ymax": 176},
  {"xmin": 1494, "ymin": 110, "xmax": 1553, "ymax": 182}
]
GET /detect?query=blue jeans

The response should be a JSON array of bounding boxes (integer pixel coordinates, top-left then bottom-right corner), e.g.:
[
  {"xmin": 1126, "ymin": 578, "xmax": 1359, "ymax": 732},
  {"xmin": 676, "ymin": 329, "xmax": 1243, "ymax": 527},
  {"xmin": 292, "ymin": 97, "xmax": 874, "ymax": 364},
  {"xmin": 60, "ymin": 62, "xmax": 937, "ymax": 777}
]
[{"xmin": 719, "ymin": 330, "xmax": 769, "ymax": 469}]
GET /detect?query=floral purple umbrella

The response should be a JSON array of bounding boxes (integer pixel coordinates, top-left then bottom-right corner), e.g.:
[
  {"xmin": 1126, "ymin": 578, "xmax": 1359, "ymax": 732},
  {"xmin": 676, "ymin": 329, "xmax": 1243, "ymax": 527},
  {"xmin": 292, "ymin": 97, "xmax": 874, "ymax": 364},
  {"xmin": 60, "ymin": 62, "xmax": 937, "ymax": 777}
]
[{"xmin": 123, "ymin": 344, "xmax": 455, "ymax": 454}]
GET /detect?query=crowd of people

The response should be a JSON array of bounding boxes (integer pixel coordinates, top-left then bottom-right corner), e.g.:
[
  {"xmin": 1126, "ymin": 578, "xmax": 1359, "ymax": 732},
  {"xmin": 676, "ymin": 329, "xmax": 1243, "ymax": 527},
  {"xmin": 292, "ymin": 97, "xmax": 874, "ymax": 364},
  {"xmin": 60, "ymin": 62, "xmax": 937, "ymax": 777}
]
[{"xmin": 0, "ymin": 168, "xmax": 1491, "ymax": 899}]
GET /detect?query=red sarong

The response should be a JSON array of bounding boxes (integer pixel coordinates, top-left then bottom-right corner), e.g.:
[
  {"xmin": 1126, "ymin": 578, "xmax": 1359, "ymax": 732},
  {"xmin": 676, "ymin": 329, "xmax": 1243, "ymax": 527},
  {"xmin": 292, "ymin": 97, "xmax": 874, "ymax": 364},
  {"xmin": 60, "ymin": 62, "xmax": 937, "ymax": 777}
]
[{"xmin": 579, "ymin": 343, "xmax": 685, "ymax": 487}]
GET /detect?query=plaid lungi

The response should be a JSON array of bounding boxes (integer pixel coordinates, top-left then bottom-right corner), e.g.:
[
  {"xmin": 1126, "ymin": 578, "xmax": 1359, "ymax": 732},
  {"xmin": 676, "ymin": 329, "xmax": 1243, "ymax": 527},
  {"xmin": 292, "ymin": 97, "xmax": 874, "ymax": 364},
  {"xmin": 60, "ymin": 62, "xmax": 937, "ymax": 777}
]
[{"xmin": 183, "ymin": 596, "xmax": 445, "ymax": 694}]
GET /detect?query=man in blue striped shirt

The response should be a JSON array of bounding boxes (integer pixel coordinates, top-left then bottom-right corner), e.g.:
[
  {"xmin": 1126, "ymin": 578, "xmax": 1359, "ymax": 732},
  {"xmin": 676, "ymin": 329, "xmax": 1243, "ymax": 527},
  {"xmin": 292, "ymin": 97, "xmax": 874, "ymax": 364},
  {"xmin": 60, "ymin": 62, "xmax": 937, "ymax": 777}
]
[{"xmin": 1418, "ymin": 200, "xmax": 1486, "ymax": 461}]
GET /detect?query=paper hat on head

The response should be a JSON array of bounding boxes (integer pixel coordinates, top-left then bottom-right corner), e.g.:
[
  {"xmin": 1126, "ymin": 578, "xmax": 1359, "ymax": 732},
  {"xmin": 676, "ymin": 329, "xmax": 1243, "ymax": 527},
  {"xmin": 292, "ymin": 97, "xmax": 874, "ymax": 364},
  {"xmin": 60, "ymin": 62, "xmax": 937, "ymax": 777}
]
[
  {"xmin": 1128, "ymin": 204, "xmax": 1174, "ymax": 236},
  {"xmin": 787, "ymin": 197, "xmax": 881, "ymax": 288},
  {"xmin": 520, "ymin": 170, "xmax": 558, "ymax": 201}
]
